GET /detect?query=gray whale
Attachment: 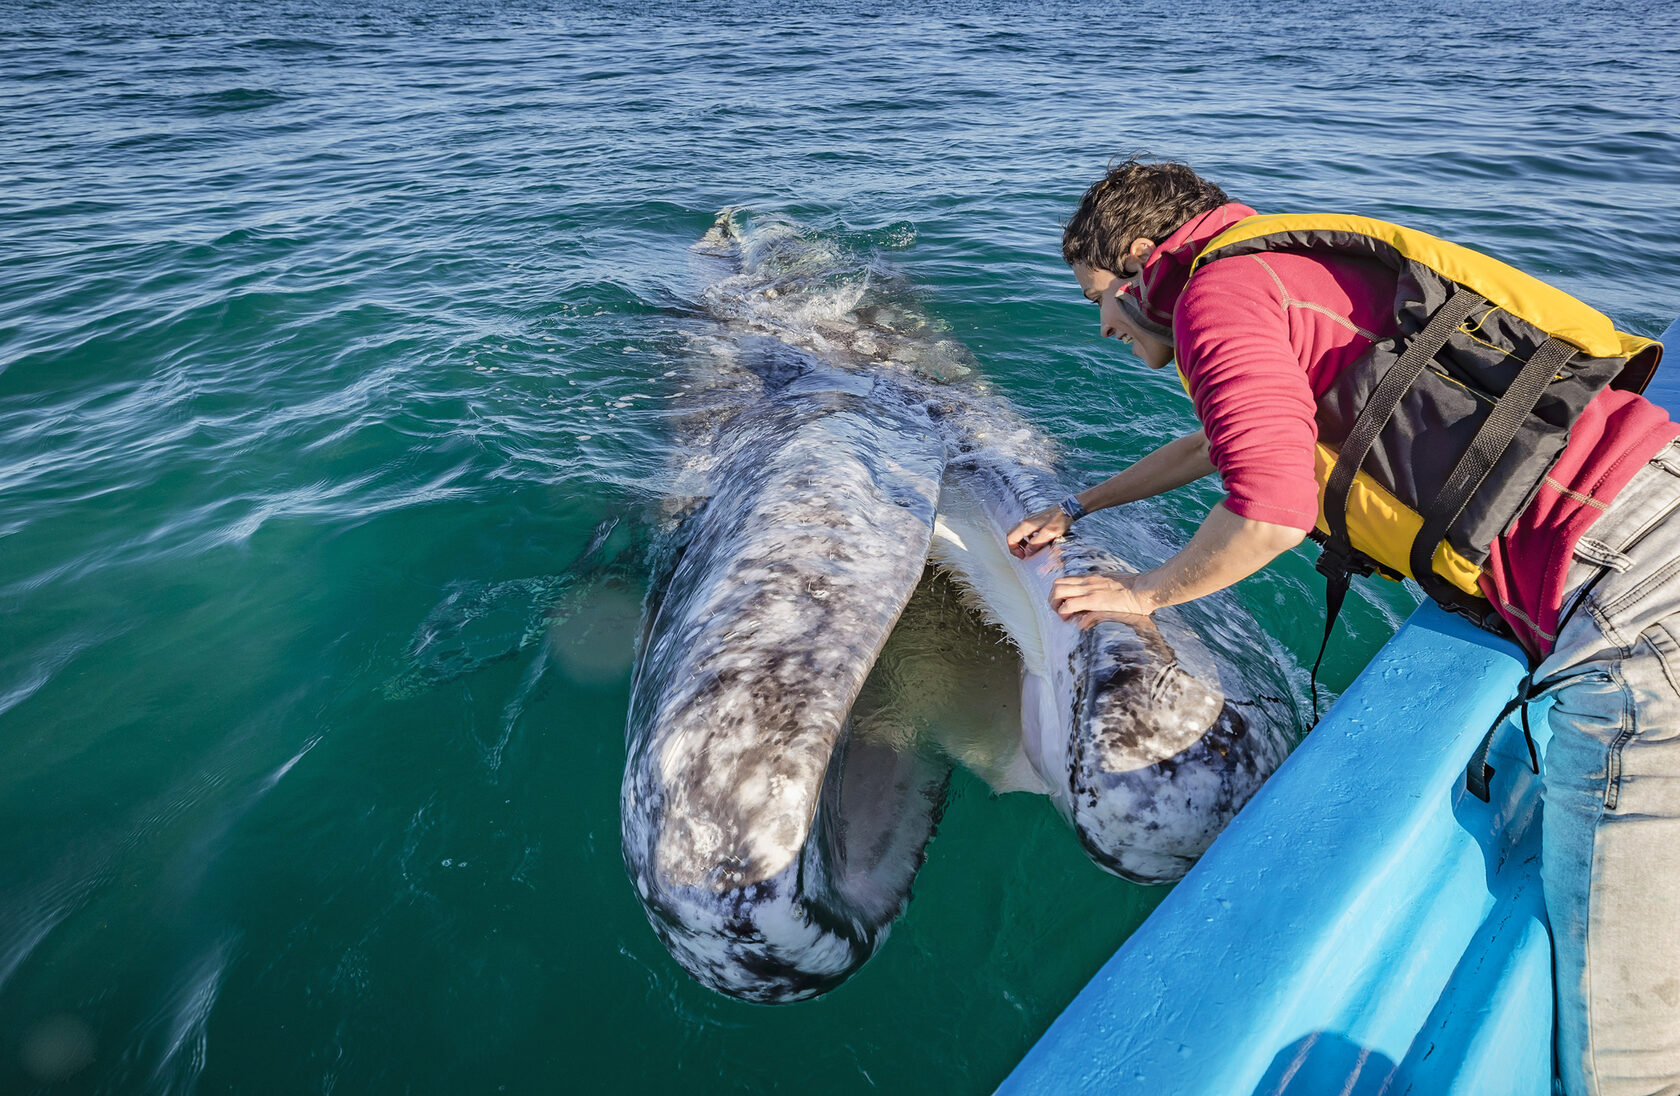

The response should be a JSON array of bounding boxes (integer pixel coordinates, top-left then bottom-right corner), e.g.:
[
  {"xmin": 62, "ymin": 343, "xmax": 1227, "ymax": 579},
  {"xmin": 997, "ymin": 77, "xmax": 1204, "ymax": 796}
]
[{"xmin": 621, "ymin": 213, "xmax": 1292, "ymax": 1003}]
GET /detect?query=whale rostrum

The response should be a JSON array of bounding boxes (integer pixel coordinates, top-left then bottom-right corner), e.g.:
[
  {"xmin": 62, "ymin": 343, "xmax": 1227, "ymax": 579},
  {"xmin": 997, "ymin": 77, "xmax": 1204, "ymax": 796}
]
[{"xmin": 621, "ymin": 212, "xmax": 1292, "ymax": 1003}]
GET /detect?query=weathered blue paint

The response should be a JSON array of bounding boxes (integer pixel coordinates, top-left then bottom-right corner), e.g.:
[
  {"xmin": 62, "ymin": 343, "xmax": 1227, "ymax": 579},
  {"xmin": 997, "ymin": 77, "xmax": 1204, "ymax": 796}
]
[{"xmin": 999, "ymin": 602, "xmax": 1553, "ymax": 1095}]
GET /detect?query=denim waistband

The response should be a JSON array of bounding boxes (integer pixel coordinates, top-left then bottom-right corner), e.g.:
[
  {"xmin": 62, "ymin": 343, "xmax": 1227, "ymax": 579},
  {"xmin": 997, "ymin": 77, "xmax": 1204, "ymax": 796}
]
[
  {"xmin": 1565, "ymin": 441, "xmax": 1680, "ymax": 587},
  {"xmin": 1547, "ymin": 441, "xmax": 1680, "ymax": 668}
]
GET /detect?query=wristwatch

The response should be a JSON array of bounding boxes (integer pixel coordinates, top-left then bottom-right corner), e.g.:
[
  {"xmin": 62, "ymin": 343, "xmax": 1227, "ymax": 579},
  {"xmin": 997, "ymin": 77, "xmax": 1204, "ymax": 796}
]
[{"xmin": 1059, "ymin": 494, "xmax": 1088, "ymax": 522}]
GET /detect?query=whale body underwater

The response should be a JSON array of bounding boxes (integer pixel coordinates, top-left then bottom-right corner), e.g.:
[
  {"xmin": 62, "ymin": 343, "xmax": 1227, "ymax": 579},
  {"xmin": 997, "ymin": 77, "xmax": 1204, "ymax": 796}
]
[{"xmin": 621, "ymin": 213, "xmax": 1294, "ymax": 1003}]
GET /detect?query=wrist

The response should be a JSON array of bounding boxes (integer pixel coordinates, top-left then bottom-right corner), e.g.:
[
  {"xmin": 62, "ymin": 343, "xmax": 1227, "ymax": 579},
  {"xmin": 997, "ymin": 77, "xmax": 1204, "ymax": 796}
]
[
  {"xmin": 1058, "ymin": 494, "xmax": 1088, "ymax": 522},
  {"xmin": 1129, "ymin": 570, "xmax": 1170, "ymax": 613}
]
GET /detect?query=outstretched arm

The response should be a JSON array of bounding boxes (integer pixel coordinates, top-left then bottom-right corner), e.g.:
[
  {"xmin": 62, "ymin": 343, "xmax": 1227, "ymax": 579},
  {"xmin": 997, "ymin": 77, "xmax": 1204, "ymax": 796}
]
[
  {"xmin": 1049, "ymin": 501, "xmax": 1306, "ymax": 624},
  {"xmin": 1007, "ymin": 428, "xmax": 1214, "ymax": 558}
]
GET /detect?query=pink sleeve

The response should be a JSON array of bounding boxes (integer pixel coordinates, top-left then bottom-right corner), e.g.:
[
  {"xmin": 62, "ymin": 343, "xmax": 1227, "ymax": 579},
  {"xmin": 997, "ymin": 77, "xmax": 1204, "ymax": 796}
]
[{"xmin": 1173, "ymin": 258, "xmax": 1321, "ymax": 532}]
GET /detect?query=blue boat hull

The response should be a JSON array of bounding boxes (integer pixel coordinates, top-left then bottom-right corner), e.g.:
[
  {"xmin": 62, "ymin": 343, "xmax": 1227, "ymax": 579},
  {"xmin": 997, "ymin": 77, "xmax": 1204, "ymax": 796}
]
[{"xmin": 1001, "ymin": 603, "xmax": 1551, "ymax": 1094}]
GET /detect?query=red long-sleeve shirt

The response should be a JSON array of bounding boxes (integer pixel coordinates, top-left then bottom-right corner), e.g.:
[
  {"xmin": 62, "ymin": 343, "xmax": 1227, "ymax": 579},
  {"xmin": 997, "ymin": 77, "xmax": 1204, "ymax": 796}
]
[{"xmin": 1130, "ymin": 203, "xmax": 1677, "ymax": 657}]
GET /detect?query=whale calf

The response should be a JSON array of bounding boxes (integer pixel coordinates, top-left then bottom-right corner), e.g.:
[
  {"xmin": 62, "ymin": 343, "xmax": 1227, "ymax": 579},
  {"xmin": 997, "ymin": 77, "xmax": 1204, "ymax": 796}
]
[{"xmin": 621, "ymin": 212, "xmax": 1292, "ymax": 1002}]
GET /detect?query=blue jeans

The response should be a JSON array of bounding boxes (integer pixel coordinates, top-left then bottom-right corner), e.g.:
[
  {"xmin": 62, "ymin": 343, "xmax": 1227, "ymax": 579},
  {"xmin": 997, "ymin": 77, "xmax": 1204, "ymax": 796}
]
[{"xmin": 1535, "ymin": 441, "xmax": 1680, "ymax": 1096}]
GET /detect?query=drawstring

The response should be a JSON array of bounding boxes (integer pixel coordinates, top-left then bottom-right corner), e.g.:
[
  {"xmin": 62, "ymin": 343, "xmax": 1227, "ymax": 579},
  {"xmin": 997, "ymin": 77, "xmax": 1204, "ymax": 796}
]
[
  {"xmin": 1465, "ymin": 564, "xmax": 1614, "ymax": 802},
  {"xmin": 1465, "ymin": 669, "xmax": 1537, "ymax": 803},
  {"xmin": 1308, "ymin": 567, "xmax": 1351, "ymax": 725},
  {"xmin": 1309, "ymin": 546, "xmax": 1377, "ymax": 724}
]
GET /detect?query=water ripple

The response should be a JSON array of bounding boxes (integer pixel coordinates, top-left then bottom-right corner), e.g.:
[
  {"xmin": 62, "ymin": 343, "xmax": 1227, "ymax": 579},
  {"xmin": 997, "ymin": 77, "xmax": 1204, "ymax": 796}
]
[{"xmin": 1, "ymin": 0, "xmax": 1677, "ymax": 1090}]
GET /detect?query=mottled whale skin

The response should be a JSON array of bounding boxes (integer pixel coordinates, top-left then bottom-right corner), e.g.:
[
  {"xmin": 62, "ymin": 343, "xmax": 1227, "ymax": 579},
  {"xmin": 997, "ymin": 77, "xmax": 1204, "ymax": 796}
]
[
  {"xmin": 621, "ymin": 212, "xmax": 1291, "ymax": 1003},
  {"xmin": 623, "ymin": 375, "xmax": 953, "ymax": 1003},
  {"xmin": 932, "ymin": 455, "xmax": 1285, "ymax": 883}
]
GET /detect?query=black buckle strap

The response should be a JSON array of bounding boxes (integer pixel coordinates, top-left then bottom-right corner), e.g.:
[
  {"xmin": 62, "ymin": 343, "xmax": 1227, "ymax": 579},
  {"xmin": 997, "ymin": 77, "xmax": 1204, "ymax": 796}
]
[
  {"xmin": 1412, "ymin": 336, "xmax": 1578, "ymax": 602},
  {"xmin": 1321, "ymin": 287, "xmax": 1486, "ymax": 562},
  {"xmin": 1310, "ymin": 289, "xmax": 1484, "ymax": 726},
  {"xmin": 1432, "ymin": 335, "xmax": 1578, "ymax": 803},
  {"xmin": 1308, "ymin": 569, "xmax": 1346, "ymax": 726},
  {"xmin": 1309, "ymin": 546, "xmax": 1378, "ymax": 723}
]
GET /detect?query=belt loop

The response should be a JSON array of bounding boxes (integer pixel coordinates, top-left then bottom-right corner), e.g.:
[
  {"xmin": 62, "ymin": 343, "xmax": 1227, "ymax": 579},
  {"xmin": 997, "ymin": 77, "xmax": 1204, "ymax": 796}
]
[
  {"xmin": 1572, "ymin": 537, "xmax": 1633, "ymax": 573},
  {"xmin": 1652, "ymin": 442, "xmax": 1680, "ymax": 477}
]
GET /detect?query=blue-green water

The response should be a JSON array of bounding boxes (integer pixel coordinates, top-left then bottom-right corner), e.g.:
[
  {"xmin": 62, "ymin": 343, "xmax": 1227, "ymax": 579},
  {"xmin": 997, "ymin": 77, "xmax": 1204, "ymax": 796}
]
[{"xmin": 3, "ymin": 1, "xmax": 1678, "ymax": 1091}]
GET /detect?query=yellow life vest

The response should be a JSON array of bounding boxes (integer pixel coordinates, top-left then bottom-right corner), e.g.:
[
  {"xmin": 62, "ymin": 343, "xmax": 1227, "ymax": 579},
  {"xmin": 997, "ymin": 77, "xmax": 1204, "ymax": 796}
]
[{"xmin": 1186, "ymin": 213, "xmax": 1663, "ymax": 612}]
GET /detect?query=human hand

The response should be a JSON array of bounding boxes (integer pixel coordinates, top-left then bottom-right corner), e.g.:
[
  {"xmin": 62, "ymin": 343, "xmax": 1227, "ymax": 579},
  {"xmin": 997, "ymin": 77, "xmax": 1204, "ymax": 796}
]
[
  {"xmin": 1049, "ymin": 573, "xmax": 1156, "ymax": 627},
  {"xmin": 1007, "ymin": 507, "xmax": 1071, "ymax": 559}
]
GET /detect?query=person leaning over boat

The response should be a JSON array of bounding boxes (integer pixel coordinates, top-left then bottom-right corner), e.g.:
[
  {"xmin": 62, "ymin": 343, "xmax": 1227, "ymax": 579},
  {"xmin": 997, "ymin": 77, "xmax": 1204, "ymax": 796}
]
[{"xmin": 1006, "ymin": 157, "xmax": 1680, "ymax": 1096}]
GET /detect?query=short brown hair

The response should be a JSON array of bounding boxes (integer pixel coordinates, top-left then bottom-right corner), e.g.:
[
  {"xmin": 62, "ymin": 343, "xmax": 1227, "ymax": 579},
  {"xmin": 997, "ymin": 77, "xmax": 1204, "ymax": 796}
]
[{"xmin": 1062, "ymin": 156, "xmax": 1230, "ymax": 272}]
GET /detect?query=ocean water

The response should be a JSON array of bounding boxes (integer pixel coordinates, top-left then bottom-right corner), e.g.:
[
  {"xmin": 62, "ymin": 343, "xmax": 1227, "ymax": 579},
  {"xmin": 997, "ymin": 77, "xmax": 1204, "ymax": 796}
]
[{"xmin": 3, "ymin": 1, "xmax": 1678, "ymax": 1091}]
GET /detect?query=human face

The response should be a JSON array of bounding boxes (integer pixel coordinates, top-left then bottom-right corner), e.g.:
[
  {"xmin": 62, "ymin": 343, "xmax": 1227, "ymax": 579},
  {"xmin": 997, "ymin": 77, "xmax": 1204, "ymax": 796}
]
[{"xmin": 1072, "ymin": 262, "xmax": 1174, "ymax": 370}]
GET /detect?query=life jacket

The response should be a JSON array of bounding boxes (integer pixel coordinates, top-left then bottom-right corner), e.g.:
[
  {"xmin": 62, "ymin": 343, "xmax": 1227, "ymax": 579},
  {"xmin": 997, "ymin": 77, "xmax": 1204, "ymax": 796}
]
[
  {"xmin": 1184, "ymin": 214, "xmax": 1664, "ymax": 745},
  {"xmin": 1187, "ymin": 213, "xmax": 1663, "ymax": 615}
]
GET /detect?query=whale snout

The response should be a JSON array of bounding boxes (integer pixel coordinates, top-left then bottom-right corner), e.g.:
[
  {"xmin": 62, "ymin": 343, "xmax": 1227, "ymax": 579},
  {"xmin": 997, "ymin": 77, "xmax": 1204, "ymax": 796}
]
[{"xmin": 1065, "ymin": 633, "xmax": 1285, "ymax": 885}]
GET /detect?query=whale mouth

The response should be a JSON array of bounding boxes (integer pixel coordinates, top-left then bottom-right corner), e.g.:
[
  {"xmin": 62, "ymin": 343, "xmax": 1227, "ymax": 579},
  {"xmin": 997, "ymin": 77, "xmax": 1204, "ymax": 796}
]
[
  {"xmin": 852, "ymin": 565, "xmax": 1040, "ymax": 796},
  {"xmin": 621, "ymin": 211, "xmax": 1293, "ymax": 1003}
]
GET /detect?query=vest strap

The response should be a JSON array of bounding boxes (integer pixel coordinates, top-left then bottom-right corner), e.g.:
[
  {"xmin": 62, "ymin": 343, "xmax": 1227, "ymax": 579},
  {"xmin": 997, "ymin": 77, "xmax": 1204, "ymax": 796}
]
[
  {"xmin": 1308, "ymin": 545, "xmax": 1376, "ymax": 723},
  {"xmin": 1413, "ymin": 336, "xmax": 1578, "ymax": 602},
  {"xmin": 1322, "ymin": 287, "xmax": 1486, "ymax": 559},
  {"xmin": 1466, "ymin": 540, "xmax": 1618, "ymax": 800},
  {"xmin": 1309, "ymin": 288, "xmax": 1484, "ymax": 724},
  {"xmin": 1309, "ymin": 570, "xmax": 1347, "ymax": 725}
]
